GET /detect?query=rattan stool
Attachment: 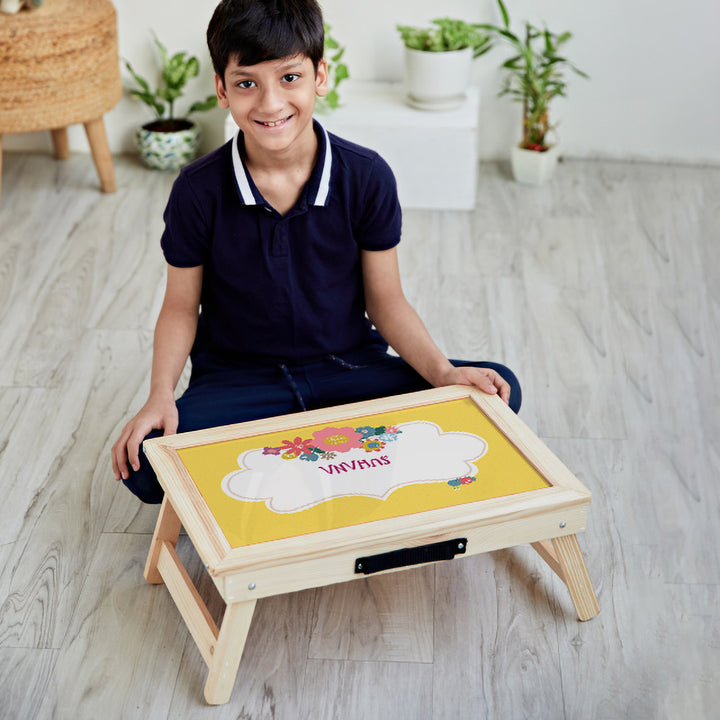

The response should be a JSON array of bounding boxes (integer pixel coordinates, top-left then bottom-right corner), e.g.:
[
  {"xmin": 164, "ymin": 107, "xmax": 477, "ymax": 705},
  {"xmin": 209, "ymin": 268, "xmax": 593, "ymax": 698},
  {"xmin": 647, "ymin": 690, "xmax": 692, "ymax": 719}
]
[{"xmin": 0, "ymin": 0, "xmax": 122, "ymax": 199}]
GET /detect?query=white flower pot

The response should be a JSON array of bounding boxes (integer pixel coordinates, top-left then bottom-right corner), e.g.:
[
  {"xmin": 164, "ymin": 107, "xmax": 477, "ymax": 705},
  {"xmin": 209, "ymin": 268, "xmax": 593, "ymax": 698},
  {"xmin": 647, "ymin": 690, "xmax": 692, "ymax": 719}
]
[
  {"xmin": 511, "ymin": 144, "xmax": 560, "ymax": 185},
  {"xmin": 403, "ymin": 47, "xmax": 473, "ymax": 111},
  {"xmin": 0, "ymin": 0, "xmax": 24, "ymax": 13},
  {"xmin": 135, "ymin": 120, "xmax": 201, "ymax": 171}
]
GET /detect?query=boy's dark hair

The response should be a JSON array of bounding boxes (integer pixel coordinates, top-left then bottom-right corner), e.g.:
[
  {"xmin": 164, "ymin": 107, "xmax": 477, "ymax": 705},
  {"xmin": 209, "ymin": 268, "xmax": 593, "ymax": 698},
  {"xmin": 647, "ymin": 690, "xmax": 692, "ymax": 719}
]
[{"xmin": 207, "ymin": 0, "xmax": 325, "ymax": 83}]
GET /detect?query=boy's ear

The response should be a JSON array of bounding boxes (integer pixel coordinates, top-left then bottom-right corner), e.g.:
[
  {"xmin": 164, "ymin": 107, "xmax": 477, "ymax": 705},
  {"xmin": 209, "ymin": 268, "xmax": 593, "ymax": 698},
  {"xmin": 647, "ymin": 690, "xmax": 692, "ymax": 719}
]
[
  {"xmin": 315, "ymin": 59, "xmax": 329, "ymax": 98},
  {"xmin": 215, "ymin": 73, "xmax": 230, "ymax": 109}
]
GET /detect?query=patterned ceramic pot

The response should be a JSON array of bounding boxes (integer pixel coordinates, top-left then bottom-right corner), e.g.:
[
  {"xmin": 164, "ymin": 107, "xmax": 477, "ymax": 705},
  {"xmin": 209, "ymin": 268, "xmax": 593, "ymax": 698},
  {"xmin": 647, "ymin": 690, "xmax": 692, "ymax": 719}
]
[{"xmin": 135, "ymin": 119, "xmax": 201, "ymax": 171}]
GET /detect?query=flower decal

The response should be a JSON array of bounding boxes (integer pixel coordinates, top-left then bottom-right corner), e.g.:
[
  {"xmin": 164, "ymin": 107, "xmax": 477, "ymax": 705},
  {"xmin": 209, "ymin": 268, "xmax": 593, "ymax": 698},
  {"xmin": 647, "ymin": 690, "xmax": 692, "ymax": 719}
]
[
  {"xmin": 356, "ymin": 426, "xmax": 378, "ymax": 440},
  {"xmin": 312, "ymin": 426, "xmax": 364, "ymax": 453},
  {"xmin": 447, "ymin": 475, "xmax": 476, "ymax": 489},
  {"xmin": 362, "ymin": 438, "xmax": 386, "ymax": 452},
  {"xmin": 269, "ymin": 422, "xmax": 404, "ymax": 463}
]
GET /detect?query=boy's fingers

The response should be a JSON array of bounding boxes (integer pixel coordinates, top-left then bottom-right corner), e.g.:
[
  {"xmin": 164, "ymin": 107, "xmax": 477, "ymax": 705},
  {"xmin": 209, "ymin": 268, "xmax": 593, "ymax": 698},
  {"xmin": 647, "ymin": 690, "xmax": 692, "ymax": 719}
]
[
  {"xmin": 479, "ymin": 370, "xmax": 498, "ymax": 394},
  {"xmin": 127, "ymin": 435, "xmax": 142, "ymax": 472},
  {"xmin": 111, "ymin": 450, "xmax": 120, "ymax": 481},
  {"xmin": 113, "ymin": 447, "xmax": 129, "ymax": 481},
  {"xmin": 163, "ymin": 416, "xmax": 178, "ymax": 436},
  {"xmin": 499, "ymin": 383, "xmax": 510, "ymax": 403}
]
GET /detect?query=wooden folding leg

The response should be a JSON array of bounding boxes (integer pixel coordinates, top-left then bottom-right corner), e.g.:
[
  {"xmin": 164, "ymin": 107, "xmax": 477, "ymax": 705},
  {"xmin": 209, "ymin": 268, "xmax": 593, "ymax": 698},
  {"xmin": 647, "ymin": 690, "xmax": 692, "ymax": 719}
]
[
  {"xmin": 204, "ymin": 599, "xmax": 257, "ymax": 705},
  {"xmin": 532, "ymin": 535, "xmax": 600, "ymax": 621},
  {"xmin": 145, "ymin": 495, "xmax": 182, "ymax": 584}
]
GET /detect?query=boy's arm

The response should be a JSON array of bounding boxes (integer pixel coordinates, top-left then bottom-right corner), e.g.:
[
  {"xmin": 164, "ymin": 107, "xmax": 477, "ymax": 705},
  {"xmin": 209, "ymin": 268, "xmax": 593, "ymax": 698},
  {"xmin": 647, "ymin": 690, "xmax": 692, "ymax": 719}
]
[
  {"xmin": 111, "ymin": 264, "xmax": 203, "ymax": 481},
  {"xmin": 361, "ymin": 248, "xmax": 510, "ymax": 403}
]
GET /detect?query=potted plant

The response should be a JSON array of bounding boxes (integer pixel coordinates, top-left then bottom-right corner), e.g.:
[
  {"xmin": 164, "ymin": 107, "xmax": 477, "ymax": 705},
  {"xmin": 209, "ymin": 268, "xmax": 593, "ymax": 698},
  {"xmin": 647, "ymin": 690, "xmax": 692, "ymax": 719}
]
[
  {"xmin": 0, "ymin": 0, "xmax": 42, "ymax": 13},
  {"xmin": 479, "ymin": 0, "xmax": 588, "ymax": 184},
  {"xmin": 124, "ymin": 34, "xmax": 218, "ymax": 170},
  {"xmin": 314, "ymin": 23, "xmax": 349, "ymax": 113},
  {"xmin": 396, "ymin": 18, "xmax": 492, "ymax": 110}
]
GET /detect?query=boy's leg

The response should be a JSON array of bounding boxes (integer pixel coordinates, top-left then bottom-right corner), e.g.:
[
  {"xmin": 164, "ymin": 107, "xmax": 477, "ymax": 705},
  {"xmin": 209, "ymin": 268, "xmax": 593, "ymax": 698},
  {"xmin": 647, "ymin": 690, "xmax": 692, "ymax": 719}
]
[
  {"xmin": 121, "ymin": 352, "xmax": 522, "ymax": 503},
  {"xmin": 303, "ymin": 350, "xmax": 522, "ymax": 414}
]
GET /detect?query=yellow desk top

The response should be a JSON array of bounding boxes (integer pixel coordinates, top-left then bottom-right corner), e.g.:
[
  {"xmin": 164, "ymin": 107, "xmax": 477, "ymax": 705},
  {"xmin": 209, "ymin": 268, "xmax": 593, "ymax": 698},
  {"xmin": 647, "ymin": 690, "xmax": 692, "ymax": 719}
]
[{"xmin": 176, "ymin": 397, "xmax": 549, "ymax": 548}]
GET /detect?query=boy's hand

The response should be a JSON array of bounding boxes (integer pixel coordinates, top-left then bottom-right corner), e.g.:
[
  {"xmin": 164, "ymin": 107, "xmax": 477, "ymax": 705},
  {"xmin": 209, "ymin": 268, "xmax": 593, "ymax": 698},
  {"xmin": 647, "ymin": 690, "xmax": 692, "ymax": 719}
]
[
  {"xmin": 111, "ymin": 395, "xmax": 179, "ymax": 482},
  {"xmin": 437, "ymin": 365, "xmax": 511, "ymax": 405}
]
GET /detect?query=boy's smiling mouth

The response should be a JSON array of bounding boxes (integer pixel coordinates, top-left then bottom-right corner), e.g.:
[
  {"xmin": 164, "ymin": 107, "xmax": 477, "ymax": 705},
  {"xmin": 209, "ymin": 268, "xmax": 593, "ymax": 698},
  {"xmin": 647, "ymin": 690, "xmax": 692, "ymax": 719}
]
[{"xmin": 257, "ymin": 115, "xmax": 293, "ymax": 128}]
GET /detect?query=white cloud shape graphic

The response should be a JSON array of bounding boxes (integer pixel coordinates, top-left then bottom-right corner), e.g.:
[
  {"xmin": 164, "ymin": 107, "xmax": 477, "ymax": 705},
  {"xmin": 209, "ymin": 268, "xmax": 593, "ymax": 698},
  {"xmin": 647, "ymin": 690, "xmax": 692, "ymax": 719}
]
[{"xmin": 220, "ymin": 421, "xmax": 487, "ymax": 513}]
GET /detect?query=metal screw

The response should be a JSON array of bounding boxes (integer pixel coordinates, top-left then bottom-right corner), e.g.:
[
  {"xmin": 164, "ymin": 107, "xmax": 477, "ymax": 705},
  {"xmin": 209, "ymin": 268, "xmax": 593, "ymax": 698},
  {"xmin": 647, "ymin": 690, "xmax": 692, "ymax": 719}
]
[
  {"xmin": 559, "ymin": 522, "xmax": 566, "ymax": 529},
  {"xmin": 204, "ymin": 563, "xmax": 209, "ymax": 569},
  {"xmin": 458, "ymin": 542, "xmax": 465, "ymax": 550},
  {"xmin": 357, "ymin": 563, "xmax": 363, "ymax": 570},
  {"xmin": 248, "ymin": 582, "xmax": 256, "ymax": 591}
]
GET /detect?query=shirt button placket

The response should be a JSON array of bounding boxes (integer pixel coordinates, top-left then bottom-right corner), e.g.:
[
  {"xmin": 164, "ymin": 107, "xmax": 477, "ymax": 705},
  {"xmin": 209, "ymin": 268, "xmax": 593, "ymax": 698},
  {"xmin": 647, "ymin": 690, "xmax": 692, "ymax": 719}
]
[{"xmin": 272, "ymin": 222, "xmax": 288, "ymax": 257}]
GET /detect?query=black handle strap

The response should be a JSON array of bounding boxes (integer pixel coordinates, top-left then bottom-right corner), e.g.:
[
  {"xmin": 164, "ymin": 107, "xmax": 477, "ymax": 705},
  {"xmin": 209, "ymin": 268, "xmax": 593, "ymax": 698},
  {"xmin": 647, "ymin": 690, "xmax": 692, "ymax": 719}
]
[{"xmin": 355, "ymin": 538, "xmax": 467, "ymax": 575}]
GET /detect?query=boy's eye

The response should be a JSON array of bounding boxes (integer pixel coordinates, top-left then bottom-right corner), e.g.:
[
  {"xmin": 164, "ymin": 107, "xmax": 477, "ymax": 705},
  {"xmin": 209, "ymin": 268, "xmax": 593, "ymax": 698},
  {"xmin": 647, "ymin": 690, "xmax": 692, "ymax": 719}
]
[
  {"xmin": 282, "ymin": 73, "xmax": 300, "ymax": 83},
  {"xmin": 237, "ymin": 80, "xmax": 255, "ymax": 89}
]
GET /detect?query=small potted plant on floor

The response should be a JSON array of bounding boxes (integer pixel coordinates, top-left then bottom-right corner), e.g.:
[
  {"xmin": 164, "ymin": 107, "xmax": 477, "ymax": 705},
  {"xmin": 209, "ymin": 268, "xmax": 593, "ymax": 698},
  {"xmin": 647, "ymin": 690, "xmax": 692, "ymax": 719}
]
[
  {"xmin": 124, "ymin": 34, "xmax": 218, "ymax": 170},
  {"xmin": 396, "ymin": 18, "xmax": 492, "ymax": 110},
  {"xmin": 479, "ymin": 0, "xmax": 588, "ymax": 184}
]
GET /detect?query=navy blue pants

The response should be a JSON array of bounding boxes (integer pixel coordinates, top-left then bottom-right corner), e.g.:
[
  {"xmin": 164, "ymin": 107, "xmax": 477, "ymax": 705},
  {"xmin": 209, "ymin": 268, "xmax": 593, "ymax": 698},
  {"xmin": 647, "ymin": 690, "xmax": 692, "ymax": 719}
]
[{"xmin": 123, "ymin": 346, "xmax": 521, "ymax": 503}]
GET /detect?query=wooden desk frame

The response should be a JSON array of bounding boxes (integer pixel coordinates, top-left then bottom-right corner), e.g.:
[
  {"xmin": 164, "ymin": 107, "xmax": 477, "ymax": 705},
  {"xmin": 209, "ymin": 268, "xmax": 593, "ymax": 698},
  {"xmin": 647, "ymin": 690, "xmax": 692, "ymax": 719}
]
[{"xmin": 143, "ymin": 386, "xmax": 599, "ymax": 705}]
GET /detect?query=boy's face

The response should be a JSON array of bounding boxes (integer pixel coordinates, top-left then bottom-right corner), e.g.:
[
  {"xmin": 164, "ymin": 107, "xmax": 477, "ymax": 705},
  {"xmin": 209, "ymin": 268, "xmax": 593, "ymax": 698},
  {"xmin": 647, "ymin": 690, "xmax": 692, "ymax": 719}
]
[{"xmin": 216, "ymin": 54, "xmax": 328, "ymax": 159}]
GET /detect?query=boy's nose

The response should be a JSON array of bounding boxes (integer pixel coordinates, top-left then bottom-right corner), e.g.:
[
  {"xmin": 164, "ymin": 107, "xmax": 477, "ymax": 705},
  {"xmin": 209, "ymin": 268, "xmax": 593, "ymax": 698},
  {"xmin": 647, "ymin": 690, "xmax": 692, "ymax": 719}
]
[{"xmin": 257, "ymin": 86, "xmax": 285, "ymax": 115}]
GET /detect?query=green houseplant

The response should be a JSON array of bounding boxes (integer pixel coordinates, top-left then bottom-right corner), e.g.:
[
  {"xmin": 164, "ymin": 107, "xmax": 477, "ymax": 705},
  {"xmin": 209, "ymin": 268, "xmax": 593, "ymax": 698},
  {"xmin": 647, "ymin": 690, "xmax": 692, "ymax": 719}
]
[
  {"xmin": 314, "ymin": 23, "xmax": 349, "ymax": 113},
  {"xmin": 125, "ymin": 34, "xmax": 218, "ymax": 170},
  {"xmin": 479, "ymin": 0, "xmax": 588, "ymax": 182},
  {"xmin": 396, "ymin": 18, "xmax": 492, "ymax": 110}
]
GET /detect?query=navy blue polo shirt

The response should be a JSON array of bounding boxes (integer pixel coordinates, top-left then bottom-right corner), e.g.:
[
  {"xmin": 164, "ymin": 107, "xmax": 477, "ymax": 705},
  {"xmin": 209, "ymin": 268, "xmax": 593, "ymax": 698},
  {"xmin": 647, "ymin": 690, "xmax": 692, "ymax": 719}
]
[{"xmin": 160, "ymin": 120, "xmax": 402, "ymax": 365}]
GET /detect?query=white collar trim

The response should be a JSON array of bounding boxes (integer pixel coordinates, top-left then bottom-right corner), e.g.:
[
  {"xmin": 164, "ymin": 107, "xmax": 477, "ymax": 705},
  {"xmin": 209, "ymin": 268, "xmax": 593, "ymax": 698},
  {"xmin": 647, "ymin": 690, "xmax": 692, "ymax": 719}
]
[
  {"xmin": 231, "ymin": 128, "xmax": 256, "ymax": 205},
  {"xmin": 230, "ymin": 123, "xmax": 333, "ymax": 207},
  {"xmin": 313, "ymin": 124, "xmax": 332, "ymax": 206}
]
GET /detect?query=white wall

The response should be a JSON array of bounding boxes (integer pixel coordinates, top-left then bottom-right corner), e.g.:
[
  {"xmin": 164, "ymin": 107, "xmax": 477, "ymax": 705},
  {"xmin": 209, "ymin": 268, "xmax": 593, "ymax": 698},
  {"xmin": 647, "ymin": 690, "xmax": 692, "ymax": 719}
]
[{"xmin": 5, "ymin": 0, "xmax": 720, "ymax": 164}]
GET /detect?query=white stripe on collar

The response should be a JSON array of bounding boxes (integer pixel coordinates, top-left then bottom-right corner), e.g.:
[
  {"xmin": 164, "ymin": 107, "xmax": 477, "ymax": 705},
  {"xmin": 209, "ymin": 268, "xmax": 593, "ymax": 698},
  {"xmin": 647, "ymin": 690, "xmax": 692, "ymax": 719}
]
[
  {"xmin": 230, "ymin": 123, "xmax": 333, "ymax": 207},
  {"xmin": 313, "ymin": 124, "xmax": 332, "ymax": 206},
  {"xmin": 231, "ymin": 128, "xmax": 256, "ymax": 205}
]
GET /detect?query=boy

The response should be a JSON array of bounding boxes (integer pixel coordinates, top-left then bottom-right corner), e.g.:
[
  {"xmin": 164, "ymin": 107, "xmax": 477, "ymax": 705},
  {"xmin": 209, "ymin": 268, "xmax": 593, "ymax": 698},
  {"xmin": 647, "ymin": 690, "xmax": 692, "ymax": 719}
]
[{"xmin": 111, "ymin": 0, "xmax": 521, "ymax": 503}]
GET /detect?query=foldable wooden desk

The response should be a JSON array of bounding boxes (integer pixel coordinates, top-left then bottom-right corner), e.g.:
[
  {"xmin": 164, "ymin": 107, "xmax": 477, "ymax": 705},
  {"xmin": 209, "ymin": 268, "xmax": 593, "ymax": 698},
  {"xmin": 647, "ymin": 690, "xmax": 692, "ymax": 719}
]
[{"xmin": 143, "ymin": 386, "xmax": 599, "ymax": 705}]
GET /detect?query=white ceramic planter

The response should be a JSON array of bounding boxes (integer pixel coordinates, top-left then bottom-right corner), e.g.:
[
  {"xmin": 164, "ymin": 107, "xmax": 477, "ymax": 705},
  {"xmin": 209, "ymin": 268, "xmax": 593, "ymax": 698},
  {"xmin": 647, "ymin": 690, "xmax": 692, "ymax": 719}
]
[
  {"xmin": 403, "ymin": 47, "xmax": 473, "ymax": 111},
  {"xmin": 511, "ymin": 144, "xmax": 560, "ymax": 185},
  {"xmin": 135, "ymin": 120, "xmax": 201, "ymax": 171}
]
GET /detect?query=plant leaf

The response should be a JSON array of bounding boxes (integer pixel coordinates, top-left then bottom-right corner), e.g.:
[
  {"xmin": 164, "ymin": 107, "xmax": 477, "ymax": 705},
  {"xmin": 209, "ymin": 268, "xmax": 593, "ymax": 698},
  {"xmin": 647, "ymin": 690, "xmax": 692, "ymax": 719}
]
[
  {"xmin": 188, "ymin": 95, "xmax": 218, "ymax": 115},
  {"xmin": 497, "ymin": 0, "xmax": 510, "ymax": 29}
]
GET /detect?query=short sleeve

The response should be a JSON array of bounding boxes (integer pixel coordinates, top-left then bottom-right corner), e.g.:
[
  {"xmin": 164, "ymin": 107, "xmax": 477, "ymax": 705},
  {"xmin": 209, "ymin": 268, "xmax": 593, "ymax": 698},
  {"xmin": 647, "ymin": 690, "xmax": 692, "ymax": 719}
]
[
  {"xmin": 160, "ymin": 170, "xmax": 210, "ymax": 267},
  {"xmin": 354, "ymin": 153, "xmax": 402, "ymax": 251}
]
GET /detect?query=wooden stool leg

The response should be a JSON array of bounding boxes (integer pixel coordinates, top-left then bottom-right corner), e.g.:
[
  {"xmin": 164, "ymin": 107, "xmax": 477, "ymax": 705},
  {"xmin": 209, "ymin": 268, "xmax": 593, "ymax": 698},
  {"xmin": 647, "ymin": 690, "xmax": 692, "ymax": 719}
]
[
  {"xmin": 550, "ymin": 534, "xmax": 600, "ymax": 621},
  {"xmin": 83, "ymin": 116, "xmax": 116, "ymax": 193},
  {"xmin": 50, "ymin": 127, "xmax": 70, "ymax": 160},
  {"xmin": 204, "ymin": 599, "xmax": 257, "ymax": 705},
  {"xmin": 144, "ymin": 495, "xmax": 182, "ymax": 584}
]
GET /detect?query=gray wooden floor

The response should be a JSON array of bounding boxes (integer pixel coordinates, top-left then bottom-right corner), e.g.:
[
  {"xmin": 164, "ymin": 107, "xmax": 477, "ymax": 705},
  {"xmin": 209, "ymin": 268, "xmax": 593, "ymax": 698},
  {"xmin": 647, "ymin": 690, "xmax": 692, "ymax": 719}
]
[{"xmin": 1, "ymin": 150, "xmax": 718, "ymax": 720}]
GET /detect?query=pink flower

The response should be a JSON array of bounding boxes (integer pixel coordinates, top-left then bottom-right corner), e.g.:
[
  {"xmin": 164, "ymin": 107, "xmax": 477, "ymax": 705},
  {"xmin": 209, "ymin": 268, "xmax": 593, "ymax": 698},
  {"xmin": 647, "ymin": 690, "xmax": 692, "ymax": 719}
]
[
  {"xmin": 312, "ymin": 426, "xmax": 364, "ymax": 453},
  {"xmin": 279, "ymin": 436, "xmax": 315, "ymax": 456}
]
